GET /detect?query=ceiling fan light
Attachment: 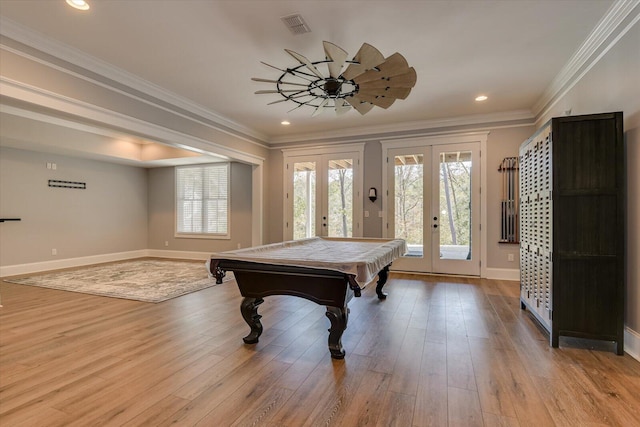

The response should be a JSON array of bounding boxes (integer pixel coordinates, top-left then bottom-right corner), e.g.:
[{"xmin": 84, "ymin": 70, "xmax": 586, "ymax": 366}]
[
  {"xmin": 66, "ymin": 0, "xmax": 90, "ymax": 10},
  {"xmin": 475, "ymin": 95, "xmax": 488, "ymax": 102}
]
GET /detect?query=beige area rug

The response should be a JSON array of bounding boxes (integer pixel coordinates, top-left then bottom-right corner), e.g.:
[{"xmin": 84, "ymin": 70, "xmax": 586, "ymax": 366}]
[{"xmin": 4, "ymin": 259, "xmax": 233, "ymax": 303}]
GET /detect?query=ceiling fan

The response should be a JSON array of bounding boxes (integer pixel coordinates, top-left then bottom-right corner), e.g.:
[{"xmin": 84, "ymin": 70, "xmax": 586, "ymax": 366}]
[{"xmin": 252, "ymin": 41, "xmax": 417, "ymax": 116}]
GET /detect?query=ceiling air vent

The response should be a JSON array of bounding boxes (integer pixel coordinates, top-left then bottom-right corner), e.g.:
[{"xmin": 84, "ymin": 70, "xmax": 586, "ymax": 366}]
[{"xmin": 281, "ymin": 13, "xmax": 311, "ymax": 35}]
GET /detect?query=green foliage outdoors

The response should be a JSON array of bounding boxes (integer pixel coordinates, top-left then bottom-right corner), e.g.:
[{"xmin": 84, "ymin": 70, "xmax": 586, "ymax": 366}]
[
  {"xmin": 394, "ymin": 155, "xmax": 471, "ymax": 248},
  {"xmin": 291, "ymin": 155, "xmax": 471, "ymax": 248},
  {"xmin": 292, "ymin": 165, "xmax": 353, "ymax": 239}
]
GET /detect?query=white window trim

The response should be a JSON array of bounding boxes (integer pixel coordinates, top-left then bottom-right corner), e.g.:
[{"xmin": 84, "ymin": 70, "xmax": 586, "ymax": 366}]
[{"xmin": 175, "ymin": 163, "xmax": 231, "ymax": 240}]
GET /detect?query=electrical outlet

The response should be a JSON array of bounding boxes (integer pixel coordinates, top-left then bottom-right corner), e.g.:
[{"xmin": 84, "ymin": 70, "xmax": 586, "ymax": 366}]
[
  {"xmin": 378, "ymin": 211, "xmax": 383, "ymax": 218},
  {"xmin": 164, "ymin": 241, "xmax": 169, "ymax": 247},
  {"xmin": 508, "ymin": 253, "xmax": 514, "ymax": 262},
  {"xmin": 237, "ymin": 243, "xmax": 242, "ymax": 249},
  {"xmin": 52, "ymin": 163, "xmax": 57, "ymax": 170},
  {"xmin": 51, "ymin": 248, "xmax": 57, "ymax": 256},
  {"xmin": 364, "ymin": 211, "xmax": 369, "ymax": 217}
]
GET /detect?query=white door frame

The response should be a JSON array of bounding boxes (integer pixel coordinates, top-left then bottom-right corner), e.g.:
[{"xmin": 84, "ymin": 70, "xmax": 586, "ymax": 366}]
[
  {"xmin": 381, "ymin": 132, "xmax": 489, "ymax": 277},
  {"xmin": 386, "ymin": 145, "xmax": 433, "ymax": 273},
  {"xmin": 430, "ymin": 142, "xmax": 481, "ymax": 275},
  {"xmin": 282, "ymin": 143, "xmax": 365, "ymax": 241}
]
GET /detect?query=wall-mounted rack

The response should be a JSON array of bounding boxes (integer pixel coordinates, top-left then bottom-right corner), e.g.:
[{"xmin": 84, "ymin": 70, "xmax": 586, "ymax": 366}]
[
  {"xmin": 498, "ymin": 157, "xmax": 518, "ymax": 243},
  {"xmin": 48, "ymin": 180, "xmax": 86, "ymax": 189}
]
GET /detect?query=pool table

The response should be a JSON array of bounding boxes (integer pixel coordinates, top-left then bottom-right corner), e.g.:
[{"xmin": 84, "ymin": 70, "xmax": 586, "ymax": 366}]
[{"xmin": 209, "ymin": 237, "xmax": 407, "ymax": 359}]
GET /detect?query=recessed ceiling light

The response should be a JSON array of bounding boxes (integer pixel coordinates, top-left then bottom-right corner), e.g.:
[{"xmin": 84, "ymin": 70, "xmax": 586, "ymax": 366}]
[
  {"xmin": 281, "ymin": 121, "xmax": 290, "ymax": 125},
  {"xmin": 475, "ymin": 95, "xmax": 488, "ymax": 102},
  {"xmin": 66, "ymin": 0, "xmax": 90, "ymax": 11}
]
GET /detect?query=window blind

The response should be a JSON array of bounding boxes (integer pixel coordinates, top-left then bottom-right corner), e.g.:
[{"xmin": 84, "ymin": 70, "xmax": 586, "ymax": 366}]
[{"xmin": 176, "ymin": 163, "xmax": 229, "ymax": 236}]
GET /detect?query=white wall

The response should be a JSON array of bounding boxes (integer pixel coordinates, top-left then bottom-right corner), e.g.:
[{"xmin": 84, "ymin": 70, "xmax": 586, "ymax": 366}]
[
  {"xmin": 266, "ymin": 148, "xmax": 284, "ymax": 244},
  {"xmin": 0, "ymin": 147, "xmax": 148, "ymax": 267},
  {"xmin": 363, "ymin": 141, "xmax": 384, "ymax": 237},
  {"xmin": 484, "ymin": 126, "xmax": 535, "ymax": 269}
]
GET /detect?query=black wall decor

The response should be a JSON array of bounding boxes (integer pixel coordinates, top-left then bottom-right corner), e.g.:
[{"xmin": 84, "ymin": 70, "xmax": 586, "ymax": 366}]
[{"xmin": 48, "ymin": 180, "xmax": 86, "ymax": 189}]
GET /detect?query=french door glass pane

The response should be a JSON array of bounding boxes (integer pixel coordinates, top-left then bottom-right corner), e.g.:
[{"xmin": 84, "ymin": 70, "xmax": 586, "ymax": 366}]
[
  {"xmin": 293, "ymin": 162, "xmax": 316, "ymax": 240},
  {"xmin": 438, "ymin": 151, "xmax": 472, "ymax": 260},
  {"xmin": 327, "ymin": 159, "xmax": 353, "ymax": 237},
  {"xmin": 394, "ymin": 154, "xmax": 423, "ymax": 257}
]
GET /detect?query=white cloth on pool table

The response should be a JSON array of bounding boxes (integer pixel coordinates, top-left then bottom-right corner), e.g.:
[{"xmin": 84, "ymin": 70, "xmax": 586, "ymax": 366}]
[{"xmin": 210, "ymin": 237, "xmax": 407, "ymax": 286}]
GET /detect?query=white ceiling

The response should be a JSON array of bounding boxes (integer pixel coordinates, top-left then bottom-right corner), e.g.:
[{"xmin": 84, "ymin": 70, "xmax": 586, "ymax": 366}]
[{"xmin": 0, "ymin": 0, "xmax": 616, "ymax": 153}]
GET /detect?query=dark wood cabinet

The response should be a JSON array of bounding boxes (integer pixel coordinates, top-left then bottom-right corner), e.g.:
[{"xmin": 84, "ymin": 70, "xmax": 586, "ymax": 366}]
[{"xmin": 519, "ymin": 112, "xmax": 624, "ymax": 354}]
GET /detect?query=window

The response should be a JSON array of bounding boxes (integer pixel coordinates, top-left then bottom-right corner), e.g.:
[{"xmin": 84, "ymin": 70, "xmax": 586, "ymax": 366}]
[{"xmin": 176, "ymin": 163, "xmax": 229, "ymax": 238}]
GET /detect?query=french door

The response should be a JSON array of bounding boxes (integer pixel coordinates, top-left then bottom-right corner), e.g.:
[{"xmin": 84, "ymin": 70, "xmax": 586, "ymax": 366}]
[
  {"xmin": 384, "ymin": 141, "xmax": 481, "ymax": 275},
  {"xmin": 283, "ymin": 146, "xmax": 363, "ymax": 240}
]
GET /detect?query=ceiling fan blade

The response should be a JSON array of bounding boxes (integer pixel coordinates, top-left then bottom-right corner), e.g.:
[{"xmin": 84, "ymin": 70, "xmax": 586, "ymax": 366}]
[
  {"xmin": 260, "ymin": 61, "xmax": 286, "ymax": 72},
  {"xmin": 287, "ymin": 103, "xmax": 306, "ymax": 113},
  {"xmin": 354, "ymin": 93, "xmax": 396, "ymax": 109},
  {"xmin": 279, "ymin": 95, "xmax": 323, "ymax": 110},
  {"xmin": 311, "ymin": 98, "xmax": 330, "ymax": 117},
  {"xmin": 267, "ymin": 93, "xmax": 312, "ymax": 105},
  {"xmin": 358, "ymin": 86, "xmax": 412, "ymax": 99},
  {"xmin": 260, "ymin": 60, "xmax": 317, "ymax": 83},
  {"xmin": 323, "ymin": 41, "xmax": 348, "ymax": 78},
  {"xmin": 255, "ymin": 89, "xmax": 303, "ymax": 94},
  {"xmin": 342, "ymin": 43, "xmax": 385, "ymax": 80},
  {"xmin": 335, "ymin": 98, "xmax": 350, "ymax": 115},
  {"xmin": 267, "ymin": 98, "xmax": 291, "ymax": 105},
  {"xmin": 345, "ymin": 95, "xmax": 375, "ymax": 115},
  {"xmin": 251, "ymin": 78, "xmax": 308, "ymax": 87},
  {"xmin": 355, "ymin": 68, "xmax": 417, "ymax": 89},
  {"xmin": 352, "ymin": 53, "xmax": 412, "ymax": 84},
  {"xmin": 285, "ymin": 49, "xmax": 325, "ymax": 79}
]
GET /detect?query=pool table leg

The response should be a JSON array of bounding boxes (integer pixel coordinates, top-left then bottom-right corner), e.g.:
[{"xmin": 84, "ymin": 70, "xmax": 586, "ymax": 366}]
[
  {"xmin": 240, "ymin": 297, "xmax": 264, "ymax": 344},
  {"xmin": 326, "ymin": 306, "xmax": 349, "ymax": 359},
  {"xmin": 214, "ymin": 266, "xmax": 226, "ymax": 284},
  {"xmin": 209, "ymin": 260, "xmax": 226, "ymax": 284},
  {"xmin": 376, "ymin": 264, "xmax": 391, "ymax": 299}
]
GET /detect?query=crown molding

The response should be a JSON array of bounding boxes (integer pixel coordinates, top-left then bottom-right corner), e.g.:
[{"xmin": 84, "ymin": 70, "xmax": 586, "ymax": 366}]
[
  {"xmin": 0, "ymin": 17, "xmax": 270, "ymax": 146},
  {"xmin": 268, "ymin": 110, "xmax": 535, "ymax": 147},
  {"xmin": 533, "ymin": 0, "xmax": 640, "ymax": 119},
  {"xmin": 1, "ymin": 77, "xmax": 265, "ymax": 165}
]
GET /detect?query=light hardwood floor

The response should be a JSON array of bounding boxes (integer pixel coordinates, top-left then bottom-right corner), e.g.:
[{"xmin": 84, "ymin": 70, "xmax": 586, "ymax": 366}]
[{"xmin": 1, "ymin": 270, "xmax": 639, "ymax": 426}]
